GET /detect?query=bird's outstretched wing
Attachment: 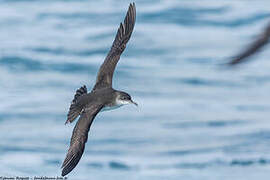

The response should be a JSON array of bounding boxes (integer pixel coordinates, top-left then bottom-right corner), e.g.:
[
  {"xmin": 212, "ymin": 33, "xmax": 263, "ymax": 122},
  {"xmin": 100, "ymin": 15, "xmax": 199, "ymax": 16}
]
[
  {"xmin": 61, "ymin": 104, "xmax": 103, "ymax": 176},
  {"xmin": 229, "ymin": 21, "xmax": 270, "ymax": 65},
  {"xmin": 93, "ymin": 3, "xmax": 136, "ymax": 91}
]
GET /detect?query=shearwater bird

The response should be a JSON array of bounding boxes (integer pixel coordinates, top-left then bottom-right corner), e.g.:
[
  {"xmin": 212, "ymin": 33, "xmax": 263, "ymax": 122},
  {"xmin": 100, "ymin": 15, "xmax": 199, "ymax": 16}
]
[
  {"xmin": 61, "ymin": 3, "xmax": 136, "ymax": 176},
  {"xmin": 229, "ymin": 20, "xmax": 270, "ymax": 65}
]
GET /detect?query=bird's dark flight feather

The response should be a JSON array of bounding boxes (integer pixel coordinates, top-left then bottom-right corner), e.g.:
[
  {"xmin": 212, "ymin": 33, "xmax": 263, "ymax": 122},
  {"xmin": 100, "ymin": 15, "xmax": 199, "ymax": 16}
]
[
  {"xmin": 65, "ymin": 85, "xmax": 88, "ymax": 124},
  {"xmin": 229, "ymin": 21, "xmax": 270, "ymax": 65},
  {"xmin": 93, "ymin": 3, "xmax": 136, "ymax": 91},
  {"xmin": 62, "ymin": 104, "xmax": 103, "ymax": 176}
]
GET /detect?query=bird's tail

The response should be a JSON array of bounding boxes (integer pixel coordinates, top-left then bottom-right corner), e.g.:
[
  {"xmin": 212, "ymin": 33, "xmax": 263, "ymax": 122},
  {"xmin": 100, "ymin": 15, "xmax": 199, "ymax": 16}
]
[{"xmin": 65, "ymin": 85, "xmax": 87, "ymax": 124}]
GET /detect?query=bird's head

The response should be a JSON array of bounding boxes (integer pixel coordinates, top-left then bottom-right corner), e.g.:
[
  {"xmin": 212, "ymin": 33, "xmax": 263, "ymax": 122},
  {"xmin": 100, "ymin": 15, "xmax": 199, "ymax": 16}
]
[{"xmin": 116, "ymin": 91, "xmax": 138, "ymax": 106}]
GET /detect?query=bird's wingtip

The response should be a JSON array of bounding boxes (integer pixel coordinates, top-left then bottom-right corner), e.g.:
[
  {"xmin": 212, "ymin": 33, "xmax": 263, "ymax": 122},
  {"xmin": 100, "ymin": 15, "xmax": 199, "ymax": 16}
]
[
  {"xmin": 61, "ymin": 163, "xmax": 69, "ymax": 176},
  {"xmin": 61, "ymin": 171, "xmax": 67, "ymax": 177},
  {"xmin": 129, "ymin": 2, "xmax": 136, "ymax": 10}
]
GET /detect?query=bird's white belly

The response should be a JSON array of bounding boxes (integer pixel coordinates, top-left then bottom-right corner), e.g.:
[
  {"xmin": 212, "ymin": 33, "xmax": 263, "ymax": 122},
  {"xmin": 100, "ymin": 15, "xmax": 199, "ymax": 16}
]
[{"xmin": 101, "ymin": 104, "xmax": 123, "ymax": 112}]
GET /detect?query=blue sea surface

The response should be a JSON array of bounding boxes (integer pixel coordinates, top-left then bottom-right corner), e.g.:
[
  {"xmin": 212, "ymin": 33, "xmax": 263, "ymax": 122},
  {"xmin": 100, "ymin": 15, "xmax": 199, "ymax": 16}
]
[{"xmin": 1, "ymin": 0, "xmax": 270, "ymax": 179}]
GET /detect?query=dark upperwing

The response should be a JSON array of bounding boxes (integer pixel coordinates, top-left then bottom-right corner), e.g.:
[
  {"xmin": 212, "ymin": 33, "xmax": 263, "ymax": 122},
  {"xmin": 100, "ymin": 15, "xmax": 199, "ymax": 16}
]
[
  {"xmin": 61, "ymin": 104, "xmax": 103, "ymax": 176},
  {"xmin": 229, "ymin": 21, "xmax": 270, "ymax": 65},
  {"xmin": 92, "ymin": 3, "xmax": 136, "ymax": 91}
]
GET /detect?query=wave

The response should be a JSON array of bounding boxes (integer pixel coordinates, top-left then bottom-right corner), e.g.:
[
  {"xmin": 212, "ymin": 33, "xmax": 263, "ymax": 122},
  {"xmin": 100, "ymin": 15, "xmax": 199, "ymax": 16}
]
[{"xmin": 0, "ymin": 56, "xmax": 96, "ymax": 73}]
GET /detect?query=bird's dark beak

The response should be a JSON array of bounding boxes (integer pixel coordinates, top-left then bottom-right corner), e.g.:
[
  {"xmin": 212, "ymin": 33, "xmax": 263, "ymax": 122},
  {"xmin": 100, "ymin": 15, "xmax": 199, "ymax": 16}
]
[{"xmin": 130, "ymin": 100, "xmax": 138, "ymax": 107}]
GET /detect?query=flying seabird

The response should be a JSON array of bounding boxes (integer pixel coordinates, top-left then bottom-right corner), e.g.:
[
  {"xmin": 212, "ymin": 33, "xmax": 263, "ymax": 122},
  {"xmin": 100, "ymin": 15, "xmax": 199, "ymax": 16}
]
[
  {"xmin": 61, "ymin": 3, "xmax": 137, "ymax": 176},
  {"xmin": 229, "ymin": 21, "xmax": 270, "ymax": 65}
]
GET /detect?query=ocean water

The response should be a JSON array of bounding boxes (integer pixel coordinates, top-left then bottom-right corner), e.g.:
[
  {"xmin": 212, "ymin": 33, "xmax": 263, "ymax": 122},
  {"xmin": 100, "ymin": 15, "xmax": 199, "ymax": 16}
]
[{"xmin": 0, "ymin": 0, "xmax": 270, "ymax": 179}]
